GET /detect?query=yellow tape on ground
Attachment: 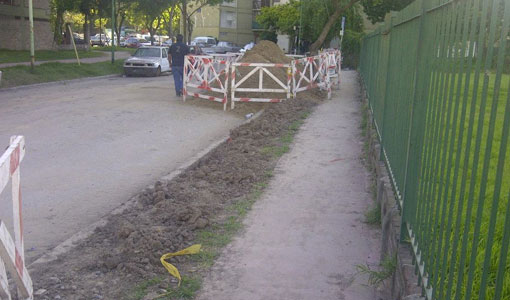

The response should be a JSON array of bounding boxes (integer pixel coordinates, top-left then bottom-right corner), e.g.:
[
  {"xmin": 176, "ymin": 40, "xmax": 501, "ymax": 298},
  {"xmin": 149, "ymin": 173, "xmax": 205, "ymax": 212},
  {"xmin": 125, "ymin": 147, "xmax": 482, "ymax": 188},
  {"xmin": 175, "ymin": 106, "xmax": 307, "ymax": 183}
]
[{"xmin": 160, "ymin": 244, "xmax": 201, "ymax": 286}]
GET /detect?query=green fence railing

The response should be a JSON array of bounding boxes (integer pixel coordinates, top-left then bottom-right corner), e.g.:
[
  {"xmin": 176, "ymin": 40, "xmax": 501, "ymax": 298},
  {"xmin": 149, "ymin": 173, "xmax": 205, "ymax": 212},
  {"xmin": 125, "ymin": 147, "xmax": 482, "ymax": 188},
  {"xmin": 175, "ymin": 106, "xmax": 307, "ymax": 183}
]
[{"xmin": 359, "ymin": 0, "xmax": 510, "ymax": 299}]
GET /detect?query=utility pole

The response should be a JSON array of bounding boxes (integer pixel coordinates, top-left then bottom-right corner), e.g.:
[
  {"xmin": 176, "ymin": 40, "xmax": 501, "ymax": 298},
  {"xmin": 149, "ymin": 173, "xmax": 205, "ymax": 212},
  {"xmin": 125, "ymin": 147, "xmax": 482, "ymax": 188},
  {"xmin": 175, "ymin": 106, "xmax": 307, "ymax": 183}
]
[
  {"xmin": 111, "ymin": 0, "xmax": 115, "ymax": 63},
  {"xmin": 298, "ymin": 0, "xmax": 303, "ymax": 54},
  {"xmin": 28, "ymin": 0, "xmax": 35, "ymax": 71}
]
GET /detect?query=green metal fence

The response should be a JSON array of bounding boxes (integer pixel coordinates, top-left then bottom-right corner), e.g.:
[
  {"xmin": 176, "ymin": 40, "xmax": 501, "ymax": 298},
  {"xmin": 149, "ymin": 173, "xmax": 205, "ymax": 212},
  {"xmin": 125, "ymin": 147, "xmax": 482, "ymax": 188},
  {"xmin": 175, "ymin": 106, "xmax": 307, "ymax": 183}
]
[{"xmin": 359, "ymin": 0, "xmax": 510, "ymax": 299}]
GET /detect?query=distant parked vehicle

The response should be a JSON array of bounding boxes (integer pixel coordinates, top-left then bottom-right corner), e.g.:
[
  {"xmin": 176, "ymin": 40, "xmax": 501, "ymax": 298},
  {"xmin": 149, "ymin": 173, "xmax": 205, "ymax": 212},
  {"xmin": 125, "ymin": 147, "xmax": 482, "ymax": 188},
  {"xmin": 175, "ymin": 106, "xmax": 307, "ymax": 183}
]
[
  {"xmin": 162, "ymin": 39, "xmax": 173, "ymax": 47},
  {"xmin": 139, "ymin": 39, "xmax": 152, "ymax": 47},
  {"xmin": 73, "ymin": 33, "xmax": 85, "ymax": 44},
  {"xmin": 90, "ymin": 34, "xmax": 110, "ymax": 47},
  {"xmin": 119, "ymin": 37, "xmax": 127, "ymax": 47},
  {"xmin": 191, "ymin": 36, "xmax": 217, "ymax": 47},
  {"xmin": 123, "ymin": 46, "xmax": 171, "ymax": 77},
  {"xmin": 125, "ymin": 37, "xmax": 140, "ymax": 48},
  {"xmin": 203, "ymin": 41, "xmax": 241, "ymax": 54}
]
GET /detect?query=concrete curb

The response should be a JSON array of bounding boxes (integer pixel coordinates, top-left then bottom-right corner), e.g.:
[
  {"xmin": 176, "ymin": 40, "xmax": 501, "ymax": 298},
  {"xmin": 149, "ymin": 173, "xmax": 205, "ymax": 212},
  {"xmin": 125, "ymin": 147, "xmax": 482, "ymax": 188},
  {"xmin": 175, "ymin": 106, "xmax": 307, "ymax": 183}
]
[
  {"xmin": 0, "ymin": 74, "xmax": 122, "ymax": 93},
  {"xmin": 29, "ymin": 108, "xmax": 264, "ymax": 268}
]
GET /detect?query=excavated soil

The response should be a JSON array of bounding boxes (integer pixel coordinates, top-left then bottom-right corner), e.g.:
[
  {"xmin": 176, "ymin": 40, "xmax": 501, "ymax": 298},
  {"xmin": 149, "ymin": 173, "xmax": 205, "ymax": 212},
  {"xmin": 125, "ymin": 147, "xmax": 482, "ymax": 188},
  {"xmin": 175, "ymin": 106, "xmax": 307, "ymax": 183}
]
[{"xmin": 29, "ymin": 89, "xmax": 325, "ymax": 300}]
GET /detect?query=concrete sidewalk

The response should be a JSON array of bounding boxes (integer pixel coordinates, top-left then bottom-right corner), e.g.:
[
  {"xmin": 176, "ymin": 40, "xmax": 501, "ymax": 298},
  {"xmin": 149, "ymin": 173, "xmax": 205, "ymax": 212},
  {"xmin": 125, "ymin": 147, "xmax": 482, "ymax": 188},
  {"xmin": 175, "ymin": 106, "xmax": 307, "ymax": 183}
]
[
  {"xmin": 0, "ymin": 51, "xmax": 131, "ymax": 68},
  {"xmin": 197, "ymin": 71, "xmax": 381, "ymax": 300}
]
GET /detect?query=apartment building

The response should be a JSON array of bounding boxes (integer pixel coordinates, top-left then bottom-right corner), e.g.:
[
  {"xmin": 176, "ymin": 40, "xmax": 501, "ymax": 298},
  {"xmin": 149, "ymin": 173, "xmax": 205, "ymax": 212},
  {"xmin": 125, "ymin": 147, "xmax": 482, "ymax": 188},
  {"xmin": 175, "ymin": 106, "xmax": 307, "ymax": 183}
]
[
  {"xmin": 191, "ymin": 0, "xmax": 288, "ymax": 48},
  {"xmin": 0, "ymin": 0, "xmax": 53, "ymax": 50},
  {"xmin": 191, "ymin": 0, "xmax": 254, "ymax": 46}
]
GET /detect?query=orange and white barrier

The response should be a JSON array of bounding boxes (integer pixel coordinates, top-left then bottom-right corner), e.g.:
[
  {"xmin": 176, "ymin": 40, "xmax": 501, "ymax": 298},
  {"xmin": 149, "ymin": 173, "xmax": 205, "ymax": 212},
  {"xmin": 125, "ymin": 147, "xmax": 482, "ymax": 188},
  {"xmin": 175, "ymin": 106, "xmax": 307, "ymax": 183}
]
[
  {"xmin": 292, "ymin": 54, "xmax": 331, "ymax": 99},
  {"xmin": 183, "ymin": 55, "xmax": 231, "ymax": 111},
  {"xmin": 0, "ymin": 136, "xmax": 33, "ymax": 300},
  {"xmin": 230, "ymin": 62, "xmax": 292, "ymax": 109}
]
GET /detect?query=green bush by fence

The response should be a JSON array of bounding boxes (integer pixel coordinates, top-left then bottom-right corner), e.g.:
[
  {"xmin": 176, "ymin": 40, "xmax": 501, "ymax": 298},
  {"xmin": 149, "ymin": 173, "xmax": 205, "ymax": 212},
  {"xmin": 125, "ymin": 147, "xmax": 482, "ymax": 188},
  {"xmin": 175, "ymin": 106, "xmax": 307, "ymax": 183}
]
[{"xmin": 359, "ymin": 0, "xmax": 510, "ymax": 299}]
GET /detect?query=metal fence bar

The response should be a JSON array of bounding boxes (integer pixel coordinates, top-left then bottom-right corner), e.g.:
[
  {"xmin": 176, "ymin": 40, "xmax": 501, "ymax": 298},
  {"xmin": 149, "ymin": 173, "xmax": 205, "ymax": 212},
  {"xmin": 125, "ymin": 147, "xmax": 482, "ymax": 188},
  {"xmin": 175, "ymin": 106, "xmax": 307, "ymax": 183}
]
[{"xmin": 360, "ymin": 0, "xmax": 510, "ymax": 298}]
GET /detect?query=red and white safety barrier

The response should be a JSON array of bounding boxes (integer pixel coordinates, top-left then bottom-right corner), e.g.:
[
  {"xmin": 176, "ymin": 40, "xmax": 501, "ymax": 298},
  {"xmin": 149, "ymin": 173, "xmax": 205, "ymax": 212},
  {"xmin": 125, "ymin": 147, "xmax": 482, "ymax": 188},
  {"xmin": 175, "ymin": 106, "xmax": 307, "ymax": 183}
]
[
  {"xmin": 292, "ymin": 54, "xmax": 331, "ymax": 99},
  {"xmin": 0, "ymin": 136, "xmax": 33, "ymax": 300},
  {"xmin": 183, "ymin": 55, "xmax": 231, "ymax": 111},
  {"xmin": 321, "ymin": 49, "xmax": 341, "ymax": 87},
  {"xmin": 230, "ymin": 62, "xmax": 292, "ymax": 109}
]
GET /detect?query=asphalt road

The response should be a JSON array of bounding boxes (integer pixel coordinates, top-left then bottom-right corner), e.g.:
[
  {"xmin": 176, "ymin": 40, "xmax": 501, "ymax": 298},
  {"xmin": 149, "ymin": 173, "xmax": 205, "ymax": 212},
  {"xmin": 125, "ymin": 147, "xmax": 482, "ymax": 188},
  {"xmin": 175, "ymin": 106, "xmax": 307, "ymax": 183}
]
[{"xmin": 0, "ymin": 75, "xmax": 243, "ymax": 262}]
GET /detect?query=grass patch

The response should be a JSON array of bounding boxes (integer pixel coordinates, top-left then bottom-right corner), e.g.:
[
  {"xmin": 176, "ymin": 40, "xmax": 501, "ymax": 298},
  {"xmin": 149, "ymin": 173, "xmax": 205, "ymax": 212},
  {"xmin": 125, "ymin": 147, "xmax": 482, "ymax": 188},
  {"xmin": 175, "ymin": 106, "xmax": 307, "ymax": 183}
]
[
  {"xmin": 0, "ymin": 49, "xmax": 103, "ymax": 64},
  {"xmin": 260, "ymin": 115, "xmax": 307, "ymax": 158},
  {"xmin": 160, "ymin": 276, "xmax": 202, "ymax": 299},
  {"xmin": 356, "ymin": 254, "xmax": 397, "ymax": 287},
  {"xmin": 0, "ymin": 60, "xmax": 124, "ymax": 88},
  {"xmin": 131, "ymin": 277, "xmax": 163, "ymax": 300},
  {"xmin": 364, "ymin": 201, "xmax": 381, "ymax": 225}
]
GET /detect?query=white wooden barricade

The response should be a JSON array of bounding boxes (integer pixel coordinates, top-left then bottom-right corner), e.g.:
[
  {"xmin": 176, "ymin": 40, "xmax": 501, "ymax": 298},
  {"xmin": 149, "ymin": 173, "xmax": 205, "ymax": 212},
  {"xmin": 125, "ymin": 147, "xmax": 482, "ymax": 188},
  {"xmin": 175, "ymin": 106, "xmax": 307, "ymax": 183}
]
[
  {"xmin": 292, "ymin": 54, "xmax": 331, "ymax": 99},
  {"xmin": 0, "ymin": 136, "xmax": 33, "ymax": 300},
  {"xmin": 230, "ymin": 62, "xmax": 292, "ymax": 109},
  {"xmin": 183, "ymin": 55, "xmax": 231, "ymax": 111}
]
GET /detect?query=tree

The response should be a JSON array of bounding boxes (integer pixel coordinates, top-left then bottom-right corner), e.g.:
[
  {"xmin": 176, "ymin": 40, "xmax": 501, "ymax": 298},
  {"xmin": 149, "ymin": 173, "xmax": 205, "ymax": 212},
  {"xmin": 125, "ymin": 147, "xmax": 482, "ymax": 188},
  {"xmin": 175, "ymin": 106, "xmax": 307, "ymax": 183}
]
[
  {"xmin": 309, "ymin": 0, "xmax": 413, "ymax": 52},
  {"xmin": 129, "ymin": 0, "xmax": 171, "ymax": 44},
  {"xmin": 179, "ymin": 0, "xmax": 233, "ymax": 43}
]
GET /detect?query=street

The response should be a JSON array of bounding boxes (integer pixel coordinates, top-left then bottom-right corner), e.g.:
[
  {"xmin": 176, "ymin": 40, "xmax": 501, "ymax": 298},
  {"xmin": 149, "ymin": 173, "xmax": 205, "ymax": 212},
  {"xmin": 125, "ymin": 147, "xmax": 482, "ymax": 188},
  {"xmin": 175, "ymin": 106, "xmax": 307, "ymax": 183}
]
[{"xmin": 0, "ymin": 75, "xmax": 243, "ymax": 262}]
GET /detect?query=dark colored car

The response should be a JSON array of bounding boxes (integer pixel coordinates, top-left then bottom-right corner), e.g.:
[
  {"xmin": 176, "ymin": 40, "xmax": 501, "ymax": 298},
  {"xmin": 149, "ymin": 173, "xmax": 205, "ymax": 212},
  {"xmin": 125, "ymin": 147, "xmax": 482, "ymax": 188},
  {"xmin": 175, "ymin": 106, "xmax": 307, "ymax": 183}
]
[
  {"xmin": 125, "ymin": 38, "xmax": 140, "ymax": 48},
  {"xmin": 203, "ymin": 41, "xmax": 241, "ymax": 54},
  {"xmin": 73, "ymin": 33, "xmax": 85, "ymax": 44}
]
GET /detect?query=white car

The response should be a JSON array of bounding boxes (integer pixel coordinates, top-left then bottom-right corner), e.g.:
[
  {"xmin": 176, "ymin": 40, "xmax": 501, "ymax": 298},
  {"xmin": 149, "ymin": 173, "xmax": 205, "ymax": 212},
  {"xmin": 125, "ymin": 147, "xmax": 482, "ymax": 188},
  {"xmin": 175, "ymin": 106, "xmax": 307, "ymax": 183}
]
[{"xmin": 123, "ymin": 46, "xmax": 171, "ymax": 77}]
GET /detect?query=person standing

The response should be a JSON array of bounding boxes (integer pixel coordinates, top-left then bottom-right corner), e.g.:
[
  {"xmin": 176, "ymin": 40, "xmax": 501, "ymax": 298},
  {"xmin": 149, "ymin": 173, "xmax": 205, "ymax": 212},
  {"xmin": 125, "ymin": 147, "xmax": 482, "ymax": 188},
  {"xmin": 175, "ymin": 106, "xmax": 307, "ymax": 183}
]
[{"xmin": 169, "ymin": 34, "xmax": 189, "ymax": 96}]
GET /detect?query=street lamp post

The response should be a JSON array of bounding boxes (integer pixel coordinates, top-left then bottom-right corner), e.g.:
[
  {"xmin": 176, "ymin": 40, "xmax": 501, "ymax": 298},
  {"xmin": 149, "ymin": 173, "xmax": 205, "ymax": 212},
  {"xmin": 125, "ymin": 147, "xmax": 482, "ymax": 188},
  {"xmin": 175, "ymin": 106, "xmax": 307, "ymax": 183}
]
[
  {"xmin": 111, "ymin": 0, "xmax": 115, "ymax": 63},
  {"xmin": 28, "ymin": 0, "xmax": 35, "ymax": 70}
]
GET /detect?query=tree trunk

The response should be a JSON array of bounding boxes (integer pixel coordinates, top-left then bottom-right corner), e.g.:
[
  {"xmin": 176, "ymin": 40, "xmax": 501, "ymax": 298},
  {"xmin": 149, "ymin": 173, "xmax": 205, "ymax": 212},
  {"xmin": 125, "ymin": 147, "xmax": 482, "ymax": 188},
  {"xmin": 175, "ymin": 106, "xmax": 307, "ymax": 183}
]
[
  {"xmin": 167, "ymin": 7, "xmax": 175, "ymax": 38},
  {"xmin": 181, "ymin": 0, "xmax": 187, "ymax": 43},
  {"xmin": 84, "ymin": 13, "xmax": 91, "ymax": 46},
  {"xmin": 53, "ymin": 8, "xmax": 64, "ymax": 43},
  {"xmin": 116, "ymin": 13, "xmax": 125, "ymax": 47},
  {"xmin": 309, "ymin": 0, "xmax": 359, "ymax": 53}
]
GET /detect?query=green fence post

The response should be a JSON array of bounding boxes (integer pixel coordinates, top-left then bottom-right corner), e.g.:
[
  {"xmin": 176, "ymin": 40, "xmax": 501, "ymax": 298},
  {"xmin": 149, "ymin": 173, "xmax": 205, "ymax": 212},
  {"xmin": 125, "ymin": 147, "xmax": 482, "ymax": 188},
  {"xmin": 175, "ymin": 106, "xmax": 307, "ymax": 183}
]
[{"xmin": 400, "ymin": 0, "xmax": 432, "ymax": 241}]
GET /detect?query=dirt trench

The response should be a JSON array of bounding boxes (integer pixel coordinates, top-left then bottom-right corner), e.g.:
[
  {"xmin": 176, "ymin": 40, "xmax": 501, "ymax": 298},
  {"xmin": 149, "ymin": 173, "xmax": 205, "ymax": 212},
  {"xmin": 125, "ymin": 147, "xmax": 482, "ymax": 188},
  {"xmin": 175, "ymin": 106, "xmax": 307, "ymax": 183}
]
[{"xmin": 29, "ymin": 90, "xmax": 324, "ymax": 300}]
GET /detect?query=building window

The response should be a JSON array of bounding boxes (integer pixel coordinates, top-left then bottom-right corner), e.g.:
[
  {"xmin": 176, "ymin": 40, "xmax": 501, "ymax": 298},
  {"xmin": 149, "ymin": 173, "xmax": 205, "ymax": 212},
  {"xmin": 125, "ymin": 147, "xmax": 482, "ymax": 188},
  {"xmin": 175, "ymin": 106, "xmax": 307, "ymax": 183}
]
[
  {"xmin": 253, "ymin": 0, "xmax": 271, "ymax": 10},
  {"xmin": 220, "ymin": 10, "xmax": 236, "ymax": 29},
  {"xmin": 222, "ymin": 0, "xmax": 237, "ymax": 7}
]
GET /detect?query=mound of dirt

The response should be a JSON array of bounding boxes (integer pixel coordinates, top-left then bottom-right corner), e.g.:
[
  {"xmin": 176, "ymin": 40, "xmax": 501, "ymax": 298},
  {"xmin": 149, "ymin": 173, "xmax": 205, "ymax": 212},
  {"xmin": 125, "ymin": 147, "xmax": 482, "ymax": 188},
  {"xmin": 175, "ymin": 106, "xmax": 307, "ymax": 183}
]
[
  {"xmin": 30, "ymin": 93, "xmax": 324, "ymax": 300},
  {"xmin": 240, "ymin": 40, "xmax": 292, "ymax": 64}
]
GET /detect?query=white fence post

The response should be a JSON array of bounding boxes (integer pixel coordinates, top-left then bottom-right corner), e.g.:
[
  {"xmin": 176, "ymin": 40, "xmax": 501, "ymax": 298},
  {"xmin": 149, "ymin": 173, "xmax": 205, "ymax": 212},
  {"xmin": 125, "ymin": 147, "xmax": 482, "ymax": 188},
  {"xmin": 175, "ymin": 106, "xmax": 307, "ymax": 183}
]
[{"xmin": 0, "ymin": 136, "xmax": 33, "ymax": 300}]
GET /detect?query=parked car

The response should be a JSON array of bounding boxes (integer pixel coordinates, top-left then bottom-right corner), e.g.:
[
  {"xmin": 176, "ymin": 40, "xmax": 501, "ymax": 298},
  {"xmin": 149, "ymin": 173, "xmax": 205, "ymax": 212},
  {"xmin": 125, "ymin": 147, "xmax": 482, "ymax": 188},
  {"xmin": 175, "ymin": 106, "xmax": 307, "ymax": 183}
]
[
  {"xmin": 73, "ymin": 33, "xmax": 85, "ymax": 45},
  {"xmin": 125, "ymin": 37, "xmax": 140, "ymax": 48},
  {"xmin": 119, "ymin": 37, "xmax": 127, "ymax": 47},
  {"xmin": 191, "ymin": 36, "xmax": 217, "ymax": 47},
  {"xmin": 162, "ymin": 39, "xmax": 173, "ymax": 47},
  {"xmin": 203, "ymin": 41, "xmax": 241, "ymax": 54},
  {"xmin": 90, "ymin": 34, "xmax": 110, "ymax": 47},
  {"xmin": 139, "ymin": 39, "xmax": 152, "ymax": 47},
  {"xmin": 124, "ymin": 46, "xmax": 171, "ymax": 77}
]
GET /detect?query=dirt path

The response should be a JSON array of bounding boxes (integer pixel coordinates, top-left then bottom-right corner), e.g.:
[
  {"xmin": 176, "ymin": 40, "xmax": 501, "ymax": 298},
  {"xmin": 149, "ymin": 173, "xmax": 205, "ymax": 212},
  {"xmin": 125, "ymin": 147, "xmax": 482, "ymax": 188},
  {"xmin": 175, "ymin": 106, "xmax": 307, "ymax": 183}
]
[
  {"xmin": 0, "ymin": 51, "xmax": 131, "ymax": 68},
  {"xmin": 196, "ymin": 70, "xmax": 380, "ymax": 300}
]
